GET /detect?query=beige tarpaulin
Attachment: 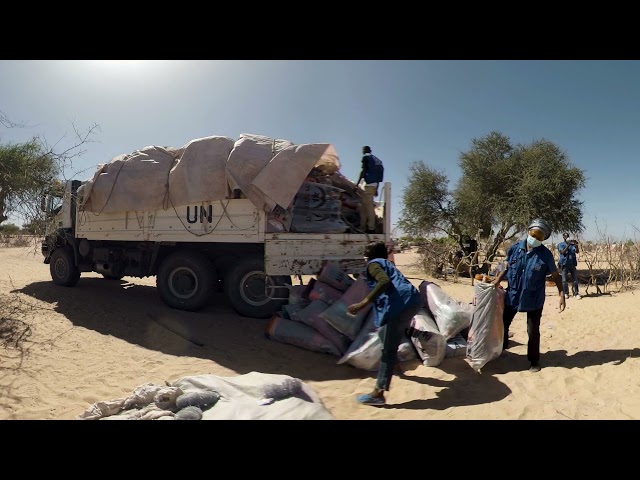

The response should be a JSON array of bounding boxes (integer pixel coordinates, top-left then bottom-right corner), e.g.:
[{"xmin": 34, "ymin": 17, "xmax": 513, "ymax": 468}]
[{"xmin": 78, "ymin": 133, "xmax": 340, "ymax": 214}]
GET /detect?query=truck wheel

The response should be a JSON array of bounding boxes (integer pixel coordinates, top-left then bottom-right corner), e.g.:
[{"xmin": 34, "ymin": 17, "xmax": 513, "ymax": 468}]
[
  {"xmin": 224, "ymin": 256, "xmax": 291, "ymax": 319},
  {"xmin": 50, "ymin": 248, "xmax": 81, "ymax": 287},
  {"xmin": 156, "ymin": 251, "xmax": 216, "ymax": 311}
]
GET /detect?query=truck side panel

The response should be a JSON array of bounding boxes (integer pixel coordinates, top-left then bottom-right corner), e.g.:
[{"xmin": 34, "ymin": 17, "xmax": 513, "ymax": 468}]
[
  {"xmin": 76, "ymin": 199, "xmax": 263, "ymax": 243},
  {"xmin": 264, "ymin": 233, "xmax": 389, "ymax": 275},
  {"xmin": 148, "ymin": 199, "xmax": 263, "ymax": 242}
]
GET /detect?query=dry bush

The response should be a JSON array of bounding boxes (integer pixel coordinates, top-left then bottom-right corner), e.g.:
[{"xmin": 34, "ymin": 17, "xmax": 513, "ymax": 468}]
[
  {"xmin": 0, "ymin": 294, "xmax": 33, "ymax": 350},
  {"xmin": 412, "ymin": 239, "xmax": 458, "ymax": 280},
  {"xmin": 0, "ymin": 234, "xmax": 40, "ymax": 249},
  {"xmin": 575, "ymin": 222, "xmax": 640, "ymax": 295},
  {"xmin": 411, "ymin": 236, "xmax": 502, "ymax": 284},
  {"xmin": 11, "ymin": 235, "xmax": 31, "ymax": 247}
]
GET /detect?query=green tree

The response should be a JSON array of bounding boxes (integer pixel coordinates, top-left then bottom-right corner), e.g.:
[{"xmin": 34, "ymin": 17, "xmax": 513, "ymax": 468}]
[
  {"xmin": 21, "ymin": 219, "xmax": 47, "ymax": 234},
  {"xmin": 1, "ymin": 110, "xmax": 100, "ymax": 233},
  {"xmin": 398, "ymin": 162, "xmax": 465, "ymax": 242},
  {"xmin": 0, "ymin": 139, "xmax": 58, "ymax": 225},
  {"xmin": 0, "ymin": 222, "xmax": 20, "ymax": 234},
  {"xmin": 399, "ymin": 131, "xmax": 586, "ymax": 264}
]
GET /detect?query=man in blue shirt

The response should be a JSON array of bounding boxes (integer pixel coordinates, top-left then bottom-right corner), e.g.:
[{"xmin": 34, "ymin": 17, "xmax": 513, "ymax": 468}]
[
  {"xmin": 355, "ymin": 146, "xmax": 384, "ymax": 234},
  {"xmin": 347, "ymin": 241, "xmax": 421, "ymax": 405},
  {"xmin": 493, "ymin": 218, "xmax": 566, "ymax": 372},
  {"xmin": 558, "ymin": 232, "xmax": 581, "ymax": 300}
]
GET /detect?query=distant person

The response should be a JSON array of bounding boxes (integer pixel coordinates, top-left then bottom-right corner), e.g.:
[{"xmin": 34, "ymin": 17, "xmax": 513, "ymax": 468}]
[
  {"xmin": 462, "ymin": 235, "xmax": 478, "ymax": 258},
  {"xmin": 354, "ymin": 146, "xmax": 384, "ymax": 234},
  {"xmin": 348, "ymin": 241, "xmax": 421, "ymax": 405},
  {"xmin": 463, "ymin": 235, "xmax": 480, "ymax": 284},
  {"xmin": 558, "ymin": 232, "xmax": 581, "ymax": 299},
  {"xmin": 492, "ymin": 218, "xmax": 566, "ymax": 372}
]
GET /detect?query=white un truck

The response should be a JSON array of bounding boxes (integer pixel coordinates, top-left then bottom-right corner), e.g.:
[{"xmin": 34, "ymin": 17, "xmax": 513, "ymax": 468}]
[{"xmin": 41, "ymin": 133, "xmax": 391, "ymax": 319}]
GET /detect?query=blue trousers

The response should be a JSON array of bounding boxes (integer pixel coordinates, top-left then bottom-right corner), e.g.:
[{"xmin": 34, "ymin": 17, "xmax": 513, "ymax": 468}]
[
  {"xmin": 375, "ymin": 304, "xmax": 421, "ymax": 391},
  {"xmin": 503, "ymin": 304, "xmax": 543, "ymax": 365},
  {"xmin": 561, "ymin": 264, "xmax": 579, "ymax": 296}
]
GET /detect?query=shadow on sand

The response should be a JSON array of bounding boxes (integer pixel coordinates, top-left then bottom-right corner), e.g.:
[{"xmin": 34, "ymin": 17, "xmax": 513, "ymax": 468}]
[
  {"xmin": 382, "ymin": 356, "xmax": 512, "ymax": 410},
  {"xmin": 15, "ymin": 279, "xmax": 374, "ymax": 383},
  {"xmin": 477, "ymin": 347, "xmax": 640, "ymax": 375},
  {"xmin": 382, "ymin": 344, "xmax": 640, "ymax": 410},
  {"xmin": 18, "ymin": 279, "xmax": 635, "ymax": 407}
]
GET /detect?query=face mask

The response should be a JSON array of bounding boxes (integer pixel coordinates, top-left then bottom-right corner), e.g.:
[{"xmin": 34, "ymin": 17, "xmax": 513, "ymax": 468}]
[{"xmin": 527, "ymin": 235, "xmax": 542, "ymax": 248}]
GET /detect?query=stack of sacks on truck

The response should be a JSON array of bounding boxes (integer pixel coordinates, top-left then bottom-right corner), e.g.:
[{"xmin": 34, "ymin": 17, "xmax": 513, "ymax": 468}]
[
  {"xmin": 266, "ymin": 178, "xmax": 347, "ymax": 234},
  {"xmin": 266, "ymin": 168, "xmax": 377, "ymax": 234},
  {"xmin": 266, "ymin": 263, "xmax": 506, "ymax": 374}
]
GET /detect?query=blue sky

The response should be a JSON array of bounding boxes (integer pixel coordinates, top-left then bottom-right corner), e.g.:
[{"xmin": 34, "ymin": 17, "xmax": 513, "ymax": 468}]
[{"xmin": 1, "ymin": 60, "xmax": 639, "ymax": 242}]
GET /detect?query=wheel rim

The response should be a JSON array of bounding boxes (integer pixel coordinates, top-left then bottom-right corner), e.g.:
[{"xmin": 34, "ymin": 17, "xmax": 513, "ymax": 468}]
[
  {"xmin": 54, "ymin": 257, "xmax": 68, "ymax": 279},
  {"xmin": 168, "ymin": 266, "xmax": 199, "ymax": 299},
  {"xmin": 239, "ymin": 270, "xmax": 278, "ymax": 307}
]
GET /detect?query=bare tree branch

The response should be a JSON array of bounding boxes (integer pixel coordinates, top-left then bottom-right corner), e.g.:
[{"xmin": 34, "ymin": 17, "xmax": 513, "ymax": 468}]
[{"xmin": 0, "ymin": 110, "xmax": 34, "ymax": 129}]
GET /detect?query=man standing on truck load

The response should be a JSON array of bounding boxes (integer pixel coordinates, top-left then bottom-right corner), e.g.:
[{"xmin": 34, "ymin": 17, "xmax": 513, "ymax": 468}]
[{"xmin": 354, "ymin": 146, "xmax": 384, "ymax": 234}]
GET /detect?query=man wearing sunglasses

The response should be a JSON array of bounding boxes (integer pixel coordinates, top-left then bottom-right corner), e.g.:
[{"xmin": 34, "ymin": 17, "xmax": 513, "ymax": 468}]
[{"xmin": 492, "ymin": 218, "xmax": 566, "ymax": 372}]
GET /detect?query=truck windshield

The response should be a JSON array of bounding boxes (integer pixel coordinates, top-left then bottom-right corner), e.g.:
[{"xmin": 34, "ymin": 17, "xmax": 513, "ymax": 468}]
[{"xmin": 44, "ymin": 193, "xmax": 63, "ymax": 216}]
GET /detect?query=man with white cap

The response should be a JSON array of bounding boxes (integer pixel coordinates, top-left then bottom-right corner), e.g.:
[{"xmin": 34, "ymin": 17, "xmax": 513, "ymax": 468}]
[{"xmin": 492, "ymin": 218, "xmax": 565, "ymax": 372}]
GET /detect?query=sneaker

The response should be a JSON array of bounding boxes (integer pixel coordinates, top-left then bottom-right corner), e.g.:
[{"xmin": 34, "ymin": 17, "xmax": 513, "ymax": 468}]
[
  {"xmin": 575, "ymin": 294, "xmax": 582, "ymax": 300},
  {"xmin": 529, "ymin": 363, "xmax": 541, "ymax": 373},
  {"xmin": 356, "ymin": 393, "xmax": 386, "ymax": 406}
]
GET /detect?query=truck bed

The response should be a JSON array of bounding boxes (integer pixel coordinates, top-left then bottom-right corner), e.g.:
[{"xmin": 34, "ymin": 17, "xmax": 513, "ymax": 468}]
[{"xmin": 75, "ymin": 184, "xmax": 392, "ymax": 276}]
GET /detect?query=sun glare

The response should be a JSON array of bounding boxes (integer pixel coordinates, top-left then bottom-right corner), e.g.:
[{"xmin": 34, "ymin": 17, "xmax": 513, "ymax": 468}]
[
  {"xmin": 100, "ymin": 60, "xmax": 145, "ymax": 66},
  {"xmin": 85, "ymin": 60, "xmax": 171, "ymax": 73}
]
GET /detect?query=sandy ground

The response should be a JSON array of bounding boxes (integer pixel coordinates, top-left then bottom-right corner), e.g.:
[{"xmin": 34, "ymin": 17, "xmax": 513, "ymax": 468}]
[{"xmin": 1, "ymin": 245, "xmax": 640, "ymax": 420}]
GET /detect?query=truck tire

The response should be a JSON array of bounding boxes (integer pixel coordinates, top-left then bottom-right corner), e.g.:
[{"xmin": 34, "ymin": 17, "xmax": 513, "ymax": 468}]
[
  {"xmin": 224, "ymin": 256, "xmax": 291, "ymax": 319},
  {"xmin": 156, "ymin": 251, "xmax": 216, "ymax": 311},
  {"xmin": 50, "ymin": 248, "xmax": 81, "ymax": 287}
]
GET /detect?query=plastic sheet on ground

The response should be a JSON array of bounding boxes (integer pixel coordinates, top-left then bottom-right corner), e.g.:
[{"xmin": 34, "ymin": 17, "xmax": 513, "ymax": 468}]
[{"xmin": 77, "ymin": 372, "xmax": 333, "ymax": 420}]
